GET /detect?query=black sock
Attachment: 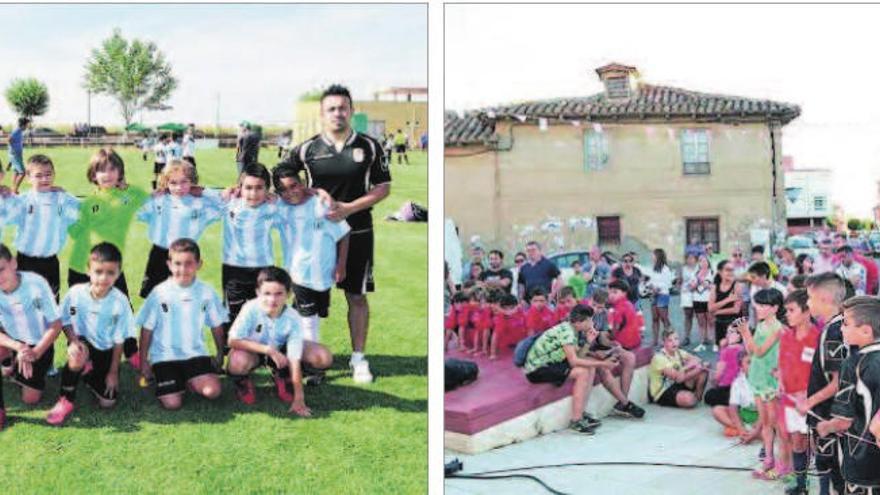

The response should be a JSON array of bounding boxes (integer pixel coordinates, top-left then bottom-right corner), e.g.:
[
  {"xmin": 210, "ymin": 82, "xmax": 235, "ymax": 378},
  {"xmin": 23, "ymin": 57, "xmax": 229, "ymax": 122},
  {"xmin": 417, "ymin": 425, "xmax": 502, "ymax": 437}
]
[
  {"xmin": 123, "ymin": 337, "xmax": 138, "ymax": 359},
  {"xmin": 793, "ymin": 451, "xmax": 807, "ymax": 489},
  {"xmin": 60, "ymin": 364, "xmax": 80, "ymax": 401}
]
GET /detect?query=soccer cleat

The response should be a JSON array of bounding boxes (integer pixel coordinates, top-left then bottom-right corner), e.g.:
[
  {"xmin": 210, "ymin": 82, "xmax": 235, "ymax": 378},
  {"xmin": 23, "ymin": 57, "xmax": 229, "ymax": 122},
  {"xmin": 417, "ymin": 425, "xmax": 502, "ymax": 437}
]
[
  {"xmin": 46, "ymin": 397, "xmax": 75, "ymax": 426},
  {"xmin": 234, "ymin": 378, "xmax": 256, "ymax": 405},
  {"xmin": 128, "ymin": 353, "xmax": 141, "ymax": 371},
  {"xmin": 273, "ymin": 375, "xmax": 293, "ymax": 403},
  {"xmin": 350, "ymin": 359, "xmax": 374, "ymax": 384}
]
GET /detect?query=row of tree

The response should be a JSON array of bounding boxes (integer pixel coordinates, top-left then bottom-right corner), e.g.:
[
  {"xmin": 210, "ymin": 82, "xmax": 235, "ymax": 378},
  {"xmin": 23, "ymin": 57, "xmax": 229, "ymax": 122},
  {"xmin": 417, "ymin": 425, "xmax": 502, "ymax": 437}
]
[{"xmin": 4, "ymin": 29, "xmax": 176, "ymax": 127}]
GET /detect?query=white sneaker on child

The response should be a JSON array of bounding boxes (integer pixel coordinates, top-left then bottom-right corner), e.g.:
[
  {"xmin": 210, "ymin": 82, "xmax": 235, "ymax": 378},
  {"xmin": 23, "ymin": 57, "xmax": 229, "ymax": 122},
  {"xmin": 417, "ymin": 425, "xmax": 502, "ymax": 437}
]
[{"xmin": 350, "ymin": 359, "xmax": 374, "ymax": 384}]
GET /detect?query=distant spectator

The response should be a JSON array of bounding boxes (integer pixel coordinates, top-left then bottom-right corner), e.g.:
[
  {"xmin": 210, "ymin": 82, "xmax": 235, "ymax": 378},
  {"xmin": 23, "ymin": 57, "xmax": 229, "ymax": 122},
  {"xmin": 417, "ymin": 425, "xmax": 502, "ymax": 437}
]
[
  {"xmin": 584, "ymin": 246, "xmax": 611, "ymax": 297},
  {"xmin": 235, "ymin": 122, "xmax": 261, "ymax": 173},
  {"xmin": 182, "ymin": 124, "xmax": 197, "ymax": 167},
  {"xmin": 419, "ymin": 131, "xmax": 428, "ymax": 150},
  {"xmin": 836, "ymin": 245, "xmax": 867, "ymax": 296},
  {"xmin": 518, "ymin": 241, "xmax": 563, "ymax": 302},
  {"xmin": 479, "ymin": 250, "xmax": 513, "ymax": 292},
  {"xmin": 610, "ymin": 252, "xmax": 642, "ymax": 306},
  {"xmin": 812, "ymin": 239, "xmax": 837, "ymax": 274},
  {"xmin": 685, "ymin": 235, "xmax": 705, "ymax": 258},
  {"xmin": 393, "ymin": 129, "xmax": 409, "ymax": 165},
  {"xmin": 8, "ymin": 117, "xmax": 30, "ymax": 194}
]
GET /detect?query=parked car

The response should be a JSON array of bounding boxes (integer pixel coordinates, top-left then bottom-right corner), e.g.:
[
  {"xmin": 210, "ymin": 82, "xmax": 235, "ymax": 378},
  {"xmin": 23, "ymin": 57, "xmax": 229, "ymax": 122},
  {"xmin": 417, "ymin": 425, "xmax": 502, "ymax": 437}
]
[
  {"xmin": 29, "ymin": 127, "xmax": 64, "ymax": 138},
  {"xmin": 786, "ymin": 235, "xmax": 819, "ymax": 260},
  {"xmin": 71, "ymin": 126, "xmax": 107, "ymax": 137}
]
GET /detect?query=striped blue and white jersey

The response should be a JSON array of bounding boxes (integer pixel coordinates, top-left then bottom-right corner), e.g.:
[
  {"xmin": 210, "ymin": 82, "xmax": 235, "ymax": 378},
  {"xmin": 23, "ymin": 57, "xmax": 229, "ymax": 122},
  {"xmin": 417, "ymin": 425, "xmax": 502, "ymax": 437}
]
[
  {"xmin": 0, "ymin": 271, "xmax": 60, "ymax": 345},
  {"xmin": 166, "ymin": 142, "xmax": 183, "ymax": 161},
  {"xmin": 61, "ymin": 283, "xmax": 133, "ymax": 350},
  {"xmin": 136, "ymin": 190, "xmax": 224, "ymax": 248},
  {"xmin": 182, "ymin": 135, "xmax": 195, "ymax": 157},
  {"xmin": 221, "ymin": 198, "xmax": 282, "ymax": 267},
  {"xmin": 228, "ymin": 299, "xmax": 304, "ymax": 360},
  {"xmin": 135, "ymin": 278, "xmax": 228, "ymax": 363},
  {"xmin": 5, "ymin": 191, "xmax": 80, "ymax": 257},
  {"xmin": 278, "ymin": 196, "xmax": 350, "ymax": 291}
]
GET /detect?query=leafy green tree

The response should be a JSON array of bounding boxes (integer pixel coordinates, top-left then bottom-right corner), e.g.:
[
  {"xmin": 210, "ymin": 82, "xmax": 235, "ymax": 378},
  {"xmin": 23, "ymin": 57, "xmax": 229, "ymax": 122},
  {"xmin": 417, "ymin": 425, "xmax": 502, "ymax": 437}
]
[
  {"xmin": 847, "ymin": 218, "xmax": 863, "ymax": 231},
  {"xmin": 298, "ymin": 88, "xmax": 324, "ymax": 102},
  {"xmin": 83, "ymin": 29, "xmax": 177, "ymax": 126},
  {"xmin": 5, "ymin": 78, "xmax": 49, "ymax": 119}
]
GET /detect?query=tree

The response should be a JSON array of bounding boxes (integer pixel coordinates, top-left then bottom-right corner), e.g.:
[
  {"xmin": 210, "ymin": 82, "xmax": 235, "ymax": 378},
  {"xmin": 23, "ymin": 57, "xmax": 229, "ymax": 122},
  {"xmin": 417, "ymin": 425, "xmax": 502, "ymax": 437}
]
[
  {"xmin": 83, "ymin": 29, "xmax": 177, "ymax": 126},
  {"xmin": 5, "ymin": 78, "xmax": 49, "ymax": 119},
  {"xmin": 298, "ymin": 88, "xmax": 324, "ymax": 102},
  {"xmin": 847, "ymin": 218, "xmax": 863, "ymax": 232}
]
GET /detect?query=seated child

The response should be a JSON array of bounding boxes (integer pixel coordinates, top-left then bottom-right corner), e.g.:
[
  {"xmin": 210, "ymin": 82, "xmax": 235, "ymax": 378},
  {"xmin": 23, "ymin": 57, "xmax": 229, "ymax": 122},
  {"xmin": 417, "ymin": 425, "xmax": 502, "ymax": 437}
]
[
  {"xmin": 524, "ymin": 288, "xmax": 556, "ymax": 336},
  {"xmin": 607, "ymin": 280, "xmax": 643, "ymax": 350},
  {"xmin": 0, "ymin": 244, "xmax": 63, "ymax": 429},
  {"xmin": 587, "ymin": 288, "xmax": 610, "ymax": 333},
  {"xmin": 523, "ymin": 304, "xmax": 619, "ymax": 434},
  {"xmin": 729, "ymin": 351, "xmax": 761, "ymax": 443},
  {"xmin": 705, "ymin": 325, "xmax": 745, "ymax": 436},
  {"xmin": 648, "ymin": 330, "xmax": 708, "ymax": 408},
  {"xmin": 46, "ymin": 243, "xmax": 134, "ymax": 426},
  {"xmin": 490, "ymin": 294, "xmax": 525, "ymax": 359},
  {"xmin": 227, "ymin": 267, "xmax": 333, "ymax": 416},
  {"xmin": 554, "ymin": 286, "xmax": 578, "ymax": 322},
  {"xmin": 817, "ymin": 296, "xmax": 880, "ymax": 495},
  {"xmin": 136, "ymin": 238, "xmax": 227, "ymax": 410},
  {"xmin": 445, "ymin": 292, "xmax": 469, "ymax": 351}
]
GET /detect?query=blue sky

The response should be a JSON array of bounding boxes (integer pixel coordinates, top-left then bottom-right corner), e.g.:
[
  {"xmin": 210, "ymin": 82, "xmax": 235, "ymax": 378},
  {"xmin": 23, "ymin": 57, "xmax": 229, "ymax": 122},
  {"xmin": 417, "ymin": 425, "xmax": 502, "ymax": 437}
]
[{"xmin": 0, "ymin": 4, "xmax": 426, "ymax": 126}]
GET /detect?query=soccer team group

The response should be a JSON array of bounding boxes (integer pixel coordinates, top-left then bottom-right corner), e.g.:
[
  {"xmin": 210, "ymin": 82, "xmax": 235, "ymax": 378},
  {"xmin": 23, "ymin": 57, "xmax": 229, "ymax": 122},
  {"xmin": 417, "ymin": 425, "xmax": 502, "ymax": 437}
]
[{"xmin": 0, "ymin": 85, "xmax": 391, "ymax": 429}]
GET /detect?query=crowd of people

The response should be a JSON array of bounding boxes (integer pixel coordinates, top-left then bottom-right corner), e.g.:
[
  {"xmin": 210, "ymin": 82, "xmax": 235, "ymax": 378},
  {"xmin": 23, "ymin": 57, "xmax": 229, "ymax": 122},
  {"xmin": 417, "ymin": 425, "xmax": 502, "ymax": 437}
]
[
  {"xmin": 0, "ymin": 84, "xmax": 392, "ymax": 429},
  {"xmin": 445, "ymin": 237, "xmax": 880, "ymax": 495}
]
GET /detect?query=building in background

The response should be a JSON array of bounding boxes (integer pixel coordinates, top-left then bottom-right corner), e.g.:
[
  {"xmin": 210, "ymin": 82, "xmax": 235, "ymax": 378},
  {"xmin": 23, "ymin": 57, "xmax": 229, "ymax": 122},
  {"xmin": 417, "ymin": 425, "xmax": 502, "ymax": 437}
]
[
  {"xmin": 294, "ymin": 87, "xmax": 427, "ymax": 144},
  {"xmin": 445, "ymin": 63, "xmax": 801, "ymax": 262},
  {"xmin": 783, "ymin": 157, "xmax": 832, "ymax": 234}
]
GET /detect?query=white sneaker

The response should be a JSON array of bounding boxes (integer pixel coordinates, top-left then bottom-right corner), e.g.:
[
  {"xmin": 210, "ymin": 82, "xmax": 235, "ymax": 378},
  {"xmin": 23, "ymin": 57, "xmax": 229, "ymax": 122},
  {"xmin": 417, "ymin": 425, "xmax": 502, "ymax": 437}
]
[
  {"xmin": 351, "ymin": 359, "xmax": 374, "ymax": 384},
  {"xmin": 712, "ymin": 344, "xmax": 719, "ymax": 352},
  {"xmin": 694, "ymin": 344, "xmax": 705, "ymax": 352}
]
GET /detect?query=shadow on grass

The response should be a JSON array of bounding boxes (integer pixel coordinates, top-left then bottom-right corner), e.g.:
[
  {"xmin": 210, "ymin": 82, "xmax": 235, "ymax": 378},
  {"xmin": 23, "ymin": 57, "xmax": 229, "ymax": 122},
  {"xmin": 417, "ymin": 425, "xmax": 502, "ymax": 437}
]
[{"xmin": 327, "ymin": 353, "xmax": 427, "ymax": 379}]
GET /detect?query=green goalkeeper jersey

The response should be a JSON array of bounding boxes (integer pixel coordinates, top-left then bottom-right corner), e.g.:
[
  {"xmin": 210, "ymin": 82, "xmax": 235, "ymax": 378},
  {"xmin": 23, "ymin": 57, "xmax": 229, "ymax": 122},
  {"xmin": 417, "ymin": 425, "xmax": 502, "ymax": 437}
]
[{"xmin": 67, "ymin": 185, "xmax": 149, "ymax": 273}]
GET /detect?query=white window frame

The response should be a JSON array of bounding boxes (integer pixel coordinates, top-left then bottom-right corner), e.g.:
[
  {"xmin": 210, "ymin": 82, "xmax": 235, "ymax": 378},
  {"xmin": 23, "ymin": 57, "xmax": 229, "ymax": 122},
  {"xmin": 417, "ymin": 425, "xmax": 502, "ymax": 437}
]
[{"xmin": 680, "ymin": 129, "xmax": 710, "ymax": 175}]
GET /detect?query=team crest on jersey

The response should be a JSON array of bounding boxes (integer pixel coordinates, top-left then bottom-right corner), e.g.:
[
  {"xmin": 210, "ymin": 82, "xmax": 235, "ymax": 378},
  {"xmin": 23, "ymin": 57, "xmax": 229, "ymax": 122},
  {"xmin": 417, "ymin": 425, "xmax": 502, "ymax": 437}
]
[
  {"xmin": 27, "ymin": 204, "xmax": 34, "ymax": 215},
  {"xmin": 191, "ymin": 210, "xmax": 201, "ymax": 220},
  {"xmin": 352, "ymin": 148, "xmax": 364, "ymax": 163},
  {"xmin": 255, "ymin": 324, "xmax": 263, "ymax": 334},
  {"xmin": 161, "ymin": 302, "xmax": 169, "ymax": 313},
  {"xmin": 32, "ymin": 298, "xmax": 42, "ymax": 311},
  {"xmin": 202, "ymin": 301, "xmax": 209, "ymax": 312}
]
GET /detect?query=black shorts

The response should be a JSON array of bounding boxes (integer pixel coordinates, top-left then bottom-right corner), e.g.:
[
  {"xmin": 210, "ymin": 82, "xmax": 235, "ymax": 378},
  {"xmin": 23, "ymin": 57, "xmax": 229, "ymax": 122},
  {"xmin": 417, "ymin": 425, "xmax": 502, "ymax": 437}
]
[
  {"xmin": 10, "ymin": 345, "xmax": 55, "ymax": 391},
  {"xmin": 78, "ymin": 338, "xmax": 117, "ymax": 400},
  {"xmin": 651, "ymin": 383, "xmax": 694, "ymax": 407},
  {"xmin": 154, "ymin": 162, "xmax": 166, "ymax": 174},
  {"xmin": 152, "ymin": 356, "xmax": 216, "ymax": 397},
  {"xmin": 394, "ymin": 144, "xmax": 407, "ymax": 154},
  {"xmin": 338, "ymin": 229, "xmax": 374, "ymax": 294},
  {"xmin": 222, "ymin": 264, "xmax": 266, "ymax": 323},
  {"xmin": 69, "ymin": 268, "xmax": 129, "ymax": 297},
  {"xmin": 17, "ymin": 253, "xmax": 60, "ymax": 302},
  {"xmin": 692, "ymin": 301, "xmax": 709, "ymax": 314},
  {"xmin": 140, "ymin": 244, "xmax": 170, "ymax": 298},
  {"xmin": 810, "ymin": 426, "xmax": 841, "ymax": 474},
  {"xmin": 292, "ymin": 283, "xmax": 330, "ymax": 318},
  {"xmin": 526, "ymin": 361, "xmax": 572, "ymax": 387},
  {"xmin": 703, "ymin": 385, "xmax": 731, "ymax": 407},
  {"xmin": 183, "ymin": 156, "xmax": 196, "ymax": 167}
]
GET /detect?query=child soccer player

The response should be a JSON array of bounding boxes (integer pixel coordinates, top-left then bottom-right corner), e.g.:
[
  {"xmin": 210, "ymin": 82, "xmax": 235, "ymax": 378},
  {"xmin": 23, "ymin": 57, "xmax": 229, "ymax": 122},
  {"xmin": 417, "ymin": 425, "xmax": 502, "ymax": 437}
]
[
  {"xmin": 736, "ymin": 289, "xmax": 787, "ymax": 480},
  {"xmin": 3, "ymin": 154, "xmax": 80, "ymax": 301},
  {"xmin": 800, "ymin": 273, "xmax": 849, "ymax": 495},
  {"xmin": 272, "ymin": 166, "xmax": 350, "ymax": 348},
  {"xmin": 151, "ymin": 133, "xmax": 169, "ymax": 190},
  {"xmin": 777, "ymin": 289, "xmax": 820, "ymax": 494},
  {"xmin": 446, "ymin": 292, "xmax": 469, "ymax": 351},
  {"xmin": 220, "ymin": 164, "xmax": 282, "ymax": 354},
  {"xmin": 490, "ymin": 294, "xmax": 525, "ymax": 359},
  {"xmin": 46, "ymin": 243, "xmax": 133, "ymax": 425},
  {"xmin": 607, "ymin": 280, "xmax": 643, "ymax": 350},
  {"xmin": 136, "ymin": 238, "xmax": 227, "ymax": 410},
  {"xmin": 817, "ymin": 296, "xmax": 880, "ymax": 495},
  {"xmin": 136, "ymin": 160, "xmax": 223, "ymax": 298},
  {"xmin": 0, "ymin": 243, "xmax": 63, "ymax": 429},
  {"xmin": 456, "ymin": 290, "xmax": 479, "ymax": 352},
  {"xmin": 227, "ymin": 267, "xmax": 333, "ymax": 416},
  {"xmin": 524, "ymin": 288, "xmax": 556, "ymax": 336},
  {"xmin": 67, "ymin": 148, "xmax": 148, "ymax": 368},
  {"xmin": 469, "ymin": 290, "xmax": 493, "ymax": 356}
]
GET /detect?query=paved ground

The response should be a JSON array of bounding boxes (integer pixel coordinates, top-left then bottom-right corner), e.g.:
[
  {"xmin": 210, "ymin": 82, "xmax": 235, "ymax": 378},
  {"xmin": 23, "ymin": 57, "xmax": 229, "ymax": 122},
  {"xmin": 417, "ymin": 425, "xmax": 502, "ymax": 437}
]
[{"xmin": 445, "ymin": 403, "xmax": 810, "ymax": 495}]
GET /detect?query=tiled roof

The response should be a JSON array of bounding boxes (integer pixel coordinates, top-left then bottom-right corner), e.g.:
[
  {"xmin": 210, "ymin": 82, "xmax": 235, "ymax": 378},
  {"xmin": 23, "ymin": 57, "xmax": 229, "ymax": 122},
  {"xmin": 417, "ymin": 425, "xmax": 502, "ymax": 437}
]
[{"xmin": 445, "ymin": 83, "xmax": 801, "ymax": 146}]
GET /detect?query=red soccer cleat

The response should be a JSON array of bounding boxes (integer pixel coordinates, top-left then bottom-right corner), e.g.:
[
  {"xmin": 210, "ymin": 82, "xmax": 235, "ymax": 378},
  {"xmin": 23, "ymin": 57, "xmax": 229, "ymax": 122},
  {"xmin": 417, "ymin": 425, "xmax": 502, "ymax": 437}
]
[
  {"xmin": 273, "ymin": 375, "xmax": 293, "ymax": 403},
  {"xmin": 128, "ymin": 353, "xmax": 141, "ymax": 371},
  {"xmin": 46, "ymin": 397, "xmax": 75, "ymax": 426},
  {"xmin": 234, "ymin": 378, "xmax": 256, "ymax": 405}
]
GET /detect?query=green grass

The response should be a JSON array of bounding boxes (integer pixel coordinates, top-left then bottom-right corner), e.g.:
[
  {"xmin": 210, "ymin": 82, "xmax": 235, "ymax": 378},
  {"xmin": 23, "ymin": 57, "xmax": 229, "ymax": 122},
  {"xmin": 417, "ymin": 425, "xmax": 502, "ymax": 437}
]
[{"xmin": 0, "ymin": 147, "xmax": 427, "ymax": 494}]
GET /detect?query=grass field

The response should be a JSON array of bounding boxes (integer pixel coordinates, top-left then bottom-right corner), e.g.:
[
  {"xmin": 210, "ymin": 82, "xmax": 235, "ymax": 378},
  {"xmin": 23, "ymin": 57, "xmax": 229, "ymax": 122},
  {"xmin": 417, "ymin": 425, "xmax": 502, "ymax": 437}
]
[{"xmin": 0, "ymin": 146, "xmax": 427, "ymax": 494}]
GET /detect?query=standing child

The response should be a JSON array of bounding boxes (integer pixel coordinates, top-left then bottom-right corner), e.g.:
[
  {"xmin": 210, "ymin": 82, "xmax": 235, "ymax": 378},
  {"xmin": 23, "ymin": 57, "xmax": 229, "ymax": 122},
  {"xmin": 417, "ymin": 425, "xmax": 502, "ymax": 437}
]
[
  {"xmin": 46, "ymin": 243, "xmax": 133, "ymax": 425},
  {"xmin": 136, "ymin": 238, "xmax": 227, "ymax": 410},
  {"xmin": 220, "ymin": 163, "xmax": 283, "ymax": 353},
  {"xmin": 67, "ymin": 148, "xmax": 149, "ymax": 368},
  {"xmin": 136, "ymin": 160, "xmax": 223, "ymax": 299},
  {"xmin": 568, "ymin": 261, "xmax": 588, "ymax": 301},
  {"xmin": 457, "ymin": 290, "xmax": 480, "ymax": 353},
  {"xmin": 524, "ymin": 288, "xmax": 556, "ymax": 336},
  {"xmin": 735, "ymin": 288, "xmax": 787, "ymax": 480},
  {"xmin": 3, "ymin": 154, "xmax": 80, "ymax": 300},
  {"xmin": 490, "ymin": 294, "xmax": 525, "ymax": 359},
  {"xmin": 817, "ymin": 296, "xmax": 880, "ymax": 495},
  {"xmin": 777, "ymin": 289, "xmax": 820, "ymax": 495},
  {"xmin": 470, "ymin": 291, "xmax": 493, "ymax": 356},
  {"xmin": 151, "ymin": 134, "xmax": 169, "ymax": 190},
  {"xmin": 646, "ymin": 248, "xmax": 674, "ymax": 348},
  {"xmin": 691, "ymin": 255, "xmax": 714, "ymax": 352},
  {"xmin": 227, "ymin": 267, "xmax": 333, "ymax": 415},
  {"xmin": 272, "ymin": 166, "xmax": 349, "ymax": 348},
  {"xmin": 446, "ymin": 292, "xmax": 469, "ymax": 351},
  {"xmin": 0, "ymin": 244, "xmax": 63, "ymax": 429},
  {"xmin": 680, "ymin": 254, "xmax": 698, "ymax": 346}
]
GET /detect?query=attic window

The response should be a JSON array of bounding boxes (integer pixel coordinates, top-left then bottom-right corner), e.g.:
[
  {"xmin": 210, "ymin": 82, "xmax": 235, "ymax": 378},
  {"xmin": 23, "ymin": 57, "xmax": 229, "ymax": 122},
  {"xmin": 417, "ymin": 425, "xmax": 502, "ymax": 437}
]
[{"xmin": 605, "ymin": 77, "xmax": 630, "ymax": 99}]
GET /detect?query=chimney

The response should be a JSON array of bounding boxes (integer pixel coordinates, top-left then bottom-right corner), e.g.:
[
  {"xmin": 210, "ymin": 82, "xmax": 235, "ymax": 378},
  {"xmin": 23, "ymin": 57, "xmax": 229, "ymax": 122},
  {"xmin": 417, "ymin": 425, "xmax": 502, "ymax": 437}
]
[{"xmin": 595, "ymin": 63, "xmax": 639, "ymax": 99}]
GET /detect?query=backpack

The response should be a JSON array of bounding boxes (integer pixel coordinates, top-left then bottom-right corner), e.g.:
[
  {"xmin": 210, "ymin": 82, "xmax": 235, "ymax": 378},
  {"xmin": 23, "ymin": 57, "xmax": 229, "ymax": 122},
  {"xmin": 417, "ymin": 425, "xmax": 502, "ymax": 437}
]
[
  {"xmin": 513, "ymin": 334, "xmax": 540, "ymax": 367},
  {"xmin": 445, "ymin": 358, "xmax": 479, "ymax": 391}
]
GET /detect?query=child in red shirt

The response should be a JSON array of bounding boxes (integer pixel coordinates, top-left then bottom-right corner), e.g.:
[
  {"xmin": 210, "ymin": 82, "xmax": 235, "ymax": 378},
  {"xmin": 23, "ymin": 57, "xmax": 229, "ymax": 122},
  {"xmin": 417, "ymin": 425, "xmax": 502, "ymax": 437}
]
[
  {"xmin": 445, "ymin": 292, "xmax": 469, "ymax": 351},
  {"xmin": 554, "ymin": 287, "xmax": 578, "ymax": 322},
  {"xmin": 470, "ymin": 291, "xmax": 494, "ymax": 356},
  {"xmin": 490, "ymin": 294, "xmax": 526, "ymax": 359},
  {"xmin": 525, "ymin": 288, "xmax": 557, "ymax": 336},
  {"xmin": 457, "ymin": 291, "xmax": 480, "ymax": 352},
  {"xmin": 777, "ymin": 289, "xmax": 820, "ymax": 494},
  {"xmin": 608, "ymin": 280, "xmax": 643, "ymax": 350}
]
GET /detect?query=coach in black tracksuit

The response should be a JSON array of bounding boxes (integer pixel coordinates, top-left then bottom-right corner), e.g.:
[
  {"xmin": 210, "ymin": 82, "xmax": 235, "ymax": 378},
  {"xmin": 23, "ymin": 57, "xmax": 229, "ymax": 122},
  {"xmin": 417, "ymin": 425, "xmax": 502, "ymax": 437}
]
[{"xmin": 280, "ymin": 84, "xmax": 391, "ymax": 384}]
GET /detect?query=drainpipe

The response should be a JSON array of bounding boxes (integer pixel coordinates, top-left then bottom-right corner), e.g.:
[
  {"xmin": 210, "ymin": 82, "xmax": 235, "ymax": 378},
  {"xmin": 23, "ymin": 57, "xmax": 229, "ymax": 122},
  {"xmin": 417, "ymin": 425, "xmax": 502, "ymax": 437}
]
[{"xmin": 769, "ymin": 121, "xmax": 779, "ymax": 249}]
